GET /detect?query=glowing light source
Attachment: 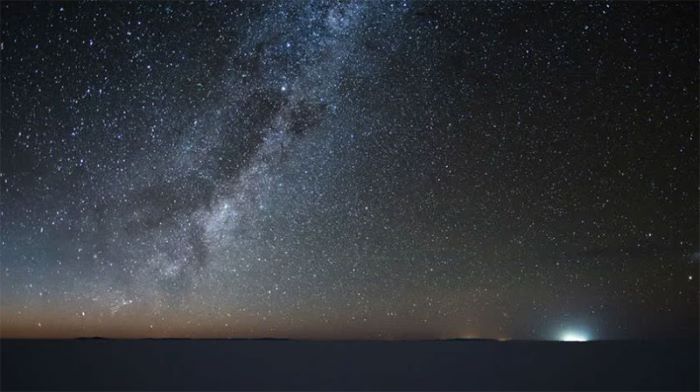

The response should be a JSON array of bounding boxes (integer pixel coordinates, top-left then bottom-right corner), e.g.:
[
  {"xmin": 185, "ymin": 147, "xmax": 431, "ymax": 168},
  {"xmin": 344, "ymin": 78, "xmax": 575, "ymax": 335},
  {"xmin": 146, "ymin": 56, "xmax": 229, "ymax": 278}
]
[{"xmin": 559, "ymin": 330, "xmax": 589, "ymax": 342}]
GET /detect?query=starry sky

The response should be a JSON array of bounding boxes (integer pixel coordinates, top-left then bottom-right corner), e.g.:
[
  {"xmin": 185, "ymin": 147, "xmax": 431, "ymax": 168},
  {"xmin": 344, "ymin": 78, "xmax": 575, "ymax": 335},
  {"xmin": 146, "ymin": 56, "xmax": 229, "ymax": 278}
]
[{"xmin": 1, "ymin": 1, "xmax": 698, "ymax": 340}]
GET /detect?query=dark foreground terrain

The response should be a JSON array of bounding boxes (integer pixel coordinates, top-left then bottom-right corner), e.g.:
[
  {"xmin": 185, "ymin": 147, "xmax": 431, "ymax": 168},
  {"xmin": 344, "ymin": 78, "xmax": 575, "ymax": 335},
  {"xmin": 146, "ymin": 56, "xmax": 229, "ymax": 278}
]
[{"xmin": 1, "ymin": 339, "xmax": 698, "ymax": 390}]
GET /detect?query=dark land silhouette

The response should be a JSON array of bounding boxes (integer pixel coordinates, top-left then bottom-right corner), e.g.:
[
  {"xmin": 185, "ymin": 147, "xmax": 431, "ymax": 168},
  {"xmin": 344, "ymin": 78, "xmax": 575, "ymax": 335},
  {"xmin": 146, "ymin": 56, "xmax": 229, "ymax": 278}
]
[{"xmin": 1, "ymin": 338, "xmax": 698, "ymax": 390}]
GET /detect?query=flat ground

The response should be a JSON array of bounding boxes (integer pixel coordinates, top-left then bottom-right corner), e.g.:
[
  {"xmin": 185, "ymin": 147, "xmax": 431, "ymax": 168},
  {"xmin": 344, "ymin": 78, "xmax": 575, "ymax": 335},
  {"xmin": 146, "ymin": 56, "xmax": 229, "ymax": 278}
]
[{"xmin": 1, "ymin": 339, "xmax": 698, "ymax": 390}]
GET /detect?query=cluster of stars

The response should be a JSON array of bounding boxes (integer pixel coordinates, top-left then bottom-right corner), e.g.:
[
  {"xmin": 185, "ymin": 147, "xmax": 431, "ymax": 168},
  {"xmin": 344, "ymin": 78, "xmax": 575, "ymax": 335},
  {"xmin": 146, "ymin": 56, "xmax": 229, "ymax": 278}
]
[{"xmin": 0, "ymin": 1, "xmax": 697, "ymax": 339}]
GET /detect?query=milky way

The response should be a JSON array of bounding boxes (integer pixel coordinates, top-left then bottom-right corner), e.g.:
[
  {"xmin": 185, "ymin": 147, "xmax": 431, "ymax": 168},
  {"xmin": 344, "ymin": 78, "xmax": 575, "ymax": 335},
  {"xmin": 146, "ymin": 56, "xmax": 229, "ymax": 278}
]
[{"xmin": 1, "ymin": 1, "xmax": 698, "ymax": 339}]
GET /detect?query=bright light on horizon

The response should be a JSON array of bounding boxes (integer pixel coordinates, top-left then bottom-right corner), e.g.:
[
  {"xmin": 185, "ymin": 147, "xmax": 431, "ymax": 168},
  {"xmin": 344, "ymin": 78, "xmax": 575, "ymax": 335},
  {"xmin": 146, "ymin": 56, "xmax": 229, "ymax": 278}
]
[{"xmin": 559, "ymin": 330, "xmax": 590, "ymax": 342}]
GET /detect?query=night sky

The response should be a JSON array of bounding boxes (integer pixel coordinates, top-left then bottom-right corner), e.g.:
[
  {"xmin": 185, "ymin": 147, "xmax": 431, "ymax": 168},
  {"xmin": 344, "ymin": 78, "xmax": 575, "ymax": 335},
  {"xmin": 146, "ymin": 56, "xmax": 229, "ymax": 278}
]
[{"xmin": 1, "ymin": 1, "xmax": 697, "ymax": 340}]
